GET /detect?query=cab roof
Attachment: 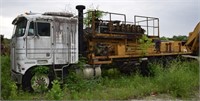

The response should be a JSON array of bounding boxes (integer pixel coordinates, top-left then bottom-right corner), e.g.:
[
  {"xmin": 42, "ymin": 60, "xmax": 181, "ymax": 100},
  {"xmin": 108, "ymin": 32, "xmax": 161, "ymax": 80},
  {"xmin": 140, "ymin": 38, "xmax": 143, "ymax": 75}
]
[{"xmin": 12, "ymin": 12, "xmax": 77, "ymax": 25}]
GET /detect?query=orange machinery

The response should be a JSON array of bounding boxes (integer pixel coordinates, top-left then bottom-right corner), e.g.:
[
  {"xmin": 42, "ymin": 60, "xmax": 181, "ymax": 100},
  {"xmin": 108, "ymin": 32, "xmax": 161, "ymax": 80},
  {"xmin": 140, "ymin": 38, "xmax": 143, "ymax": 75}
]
[{"xmin": 80, "ymin": 10, "xmax": 193, "ymax": 65}]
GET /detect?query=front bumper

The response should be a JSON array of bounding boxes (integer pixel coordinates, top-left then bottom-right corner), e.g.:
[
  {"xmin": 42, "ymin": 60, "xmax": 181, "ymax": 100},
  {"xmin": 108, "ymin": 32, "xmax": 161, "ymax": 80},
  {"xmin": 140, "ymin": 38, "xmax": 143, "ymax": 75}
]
[{"xmin": 11, "ymin": 70, "xmax": 23, "ymax": 84}]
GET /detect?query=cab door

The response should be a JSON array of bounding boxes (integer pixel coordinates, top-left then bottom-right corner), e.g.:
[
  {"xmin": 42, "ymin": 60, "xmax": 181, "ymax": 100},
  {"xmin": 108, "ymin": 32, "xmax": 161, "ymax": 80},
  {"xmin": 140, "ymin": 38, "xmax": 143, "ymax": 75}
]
[{"xmin": 26, "ymin": 21, "xmax": 52, "ymax": 59}]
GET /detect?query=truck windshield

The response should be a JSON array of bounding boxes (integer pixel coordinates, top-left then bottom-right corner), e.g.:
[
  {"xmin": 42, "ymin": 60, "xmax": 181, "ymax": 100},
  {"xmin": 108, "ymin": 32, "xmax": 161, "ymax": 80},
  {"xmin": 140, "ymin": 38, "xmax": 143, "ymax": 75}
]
[{"xmin": 14, "ymin": 17, "xmax": 27, "ymax": 37}]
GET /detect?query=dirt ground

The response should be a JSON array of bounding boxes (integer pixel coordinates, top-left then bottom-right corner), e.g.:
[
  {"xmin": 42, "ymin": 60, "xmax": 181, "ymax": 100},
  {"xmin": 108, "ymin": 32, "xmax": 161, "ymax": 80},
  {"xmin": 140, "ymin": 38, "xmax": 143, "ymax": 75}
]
[{"xmin": 131, "ymin": 93, "xmax": 200, "ymax": 101}]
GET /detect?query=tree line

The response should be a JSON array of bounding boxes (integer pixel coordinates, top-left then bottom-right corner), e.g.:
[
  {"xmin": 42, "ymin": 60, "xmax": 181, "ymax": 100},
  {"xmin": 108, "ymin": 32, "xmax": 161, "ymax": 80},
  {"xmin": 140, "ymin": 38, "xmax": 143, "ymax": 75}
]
[{"xmin": 160, "ymin": 35, "xmax": 188, "ymax": 41}]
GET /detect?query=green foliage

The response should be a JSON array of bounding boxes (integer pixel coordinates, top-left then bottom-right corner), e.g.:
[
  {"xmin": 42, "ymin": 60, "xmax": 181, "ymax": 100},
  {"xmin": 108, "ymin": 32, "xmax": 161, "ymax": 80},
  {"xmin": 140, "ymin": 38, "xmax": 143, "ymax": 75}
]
[
  {"xmin": 139, "ymin": 35, "xmax": 153, "ymax": 56},
  {"xmin": 160, "ymin": 35, "xmax": 188, "ymax": 41},
  {"xmin": 149, "ymin": 59, "xmax": 199, "ymax": 98},
  {"xmin": 160, "ymin": 36, "xmax": 169, "ymax": 40},
  {"xmin": 62, "ymin": 59, "xmax": 198, "ymax": 100},
  {"xmin": 64, "ymin": 71, "xmax": 101, "ymax": 93},
  {"xmin": 1, "ymin": 55, "xmax": 18, "ymax": 100},
  {"xmin": 102, "ymin": 68, "xmax": 121, "ymax": 78},
  {"xmin": 8, "ymin": 82, "xmax": 18, "ymax": 99},
  {"xmin": 84, "ymin": 7, "xmax": 104, "ymax": 27},
  {"xmin": 171, "ymin": 35, "xmax": 188, "ymax": 41},
  {"xmin": 47, "ymin": 80, "xmax": 63, "ymax": 100},
  {"xmin": 77, "ymin": 56, "xmax": 87, "ymax": 69},
  {"xmin": 1, "ymin": 55, "xmax": 199, "ymax": 100},
  {"xmin": 32, "ymin": 66, "xmax": 49, "ymax": 75}
]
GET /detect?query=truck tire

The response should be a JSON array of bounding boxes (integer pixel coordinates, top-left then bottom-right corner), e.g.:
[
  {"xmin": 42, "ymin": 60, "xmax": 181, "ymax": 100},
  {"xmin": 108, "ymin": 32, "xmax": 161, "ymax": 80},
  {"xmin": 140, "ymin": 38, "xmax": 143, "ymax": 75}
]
[{"xmin": 22, "ymin": 68, "xmax": 53, "ymax": 92}]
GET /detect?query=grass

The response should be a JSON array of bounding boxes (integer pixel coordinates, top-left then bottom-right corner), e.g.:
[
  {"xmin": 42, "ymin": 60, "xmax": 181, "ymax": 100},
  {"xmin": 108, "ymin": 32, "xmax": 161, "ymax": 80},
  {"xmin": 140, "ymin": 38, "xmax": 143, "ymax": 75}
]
[
  {"xmin": 0, "ymin": 55, "xmax": 17, "ymax": 100},
  {"xmin": 1, "ymin": 55, "xmax": 199, "ymax": 100}
]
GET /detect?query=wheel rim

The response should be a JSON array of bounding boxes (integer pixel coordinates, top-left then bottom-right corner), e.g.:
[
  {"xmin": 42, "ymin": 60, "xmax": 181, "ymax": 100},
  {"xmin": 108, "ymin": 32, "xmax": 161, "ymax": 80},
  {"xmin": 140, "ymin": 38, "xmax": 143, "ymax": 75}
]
[{"xmin": 31, "ymin": 74, "xmax": 50, "ymax": 92}]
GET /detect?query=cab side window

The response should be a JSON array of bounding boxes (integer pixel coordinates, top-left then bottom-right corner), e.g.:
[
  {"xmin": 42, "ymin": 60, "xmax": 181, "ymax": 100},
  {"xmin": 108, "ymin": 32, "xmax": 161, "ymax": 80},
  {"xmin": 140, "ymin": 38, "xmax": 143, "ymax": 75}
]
[
  {"xmin": 37, "ymin": 23, "xmax": 50, "ymax": 36},
  {"xmin": 28, "ymin": 22, "xmax": 50, "ymax": 36}
]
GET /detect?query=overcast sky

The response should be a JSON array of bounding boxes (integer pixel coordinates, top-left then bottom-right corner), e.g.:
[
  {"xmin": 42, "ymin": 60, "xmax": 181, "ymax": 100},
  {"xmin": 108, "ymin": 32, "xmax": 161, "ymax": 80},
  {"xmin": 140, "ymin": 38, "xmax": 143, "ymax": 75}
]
[{"xmin": 0, "ymin": 0, "xmax": 199, "ymax": 38}]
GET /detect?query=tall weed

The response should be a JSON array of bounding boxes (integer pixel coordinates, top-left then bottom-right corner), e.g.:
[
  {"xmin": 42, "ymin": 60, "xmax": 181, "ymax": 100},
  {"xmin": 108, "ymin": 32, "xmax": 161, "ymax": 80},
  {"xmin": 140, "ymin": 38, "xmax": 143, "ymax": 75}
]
[
  {"xmin": 1, "ymin": 55, "xmax": 199, "ymax": 100},
  {"xmin": 47, "ymin": 80, "xmax": 63, "ymax": 100},
  {"xmin": 1, "ymin": 55, "xmax": 18, "ymax": 100},
  {"xmin": 150, "ymin": 59, "xmax": 199, "ymax": 98}
]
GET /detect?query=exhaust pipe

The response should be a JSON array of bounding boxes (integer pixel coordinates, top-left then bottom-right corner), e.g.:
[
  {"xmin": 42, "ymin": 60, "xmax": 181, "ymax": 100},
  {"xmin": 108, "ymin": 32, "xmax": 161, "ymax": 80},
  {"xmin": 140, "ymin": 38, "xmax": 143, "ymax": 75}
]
[{"xmin": 76, "ymin": 5, "xmax": 85, "ymax": 56}]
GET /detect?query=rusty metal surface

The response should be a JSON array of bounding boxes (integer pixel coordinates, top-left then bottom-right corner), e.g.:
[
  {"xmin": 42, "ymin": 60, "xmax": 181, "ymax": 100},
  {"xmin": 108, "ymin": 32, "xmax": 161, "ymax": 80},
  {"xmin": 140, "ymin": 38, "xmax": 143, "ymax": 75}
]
[{"xmin": 83, "ymin": 10, "xmax": 192, "ymax": 65}]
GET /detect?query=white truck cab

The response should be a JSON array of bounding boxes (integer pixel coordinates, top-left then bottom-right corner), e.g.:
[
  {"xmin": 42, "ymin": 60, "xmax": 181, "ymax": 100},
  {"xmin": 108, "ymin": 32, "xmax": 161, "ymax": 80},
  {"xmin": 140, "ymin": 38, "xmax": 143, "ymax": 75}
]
[{"xmin": 11, "ymin": 12, "xmax": 79, "ymax": 91}]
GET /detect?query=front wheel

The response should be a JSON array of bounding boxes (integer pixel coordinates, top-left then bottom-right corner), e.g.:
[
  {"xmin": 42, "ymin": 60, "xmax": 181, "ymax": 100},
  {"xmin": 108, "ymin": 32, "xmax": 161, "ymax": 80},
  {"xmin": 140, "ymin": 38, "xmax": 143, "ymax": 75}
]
[
  {"xmin": 31, "ymin": 74, "xmax": 51, "ymax": 92},
  {"xmin": 22, "ymin": 67, "xmax": 53, "ymax": 92}
]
